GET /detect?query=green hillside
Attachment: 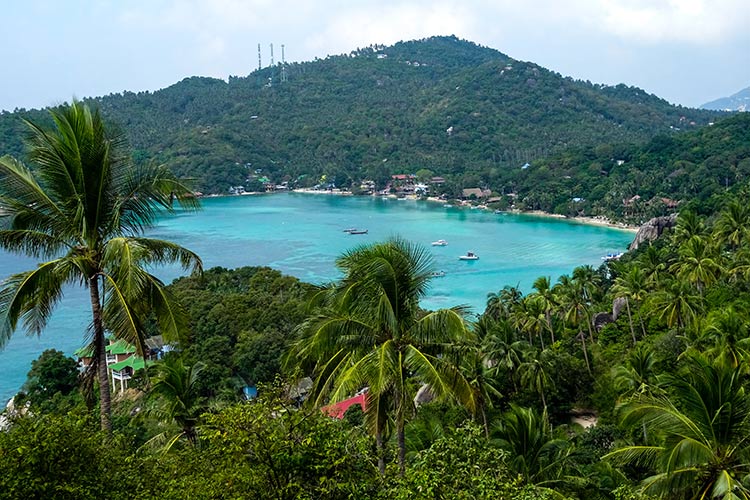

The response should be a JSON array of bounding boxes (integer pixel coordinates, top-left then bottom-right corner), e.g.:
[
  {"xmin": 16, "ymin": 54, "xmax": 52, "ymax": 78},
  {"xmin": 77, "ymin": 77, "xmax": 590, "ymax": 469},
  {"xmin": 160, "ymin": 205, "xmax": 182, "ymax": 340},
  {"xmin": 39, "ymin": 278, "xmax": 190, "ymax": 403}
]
[
  {"xmin": 510, "ymin": 112, "xmax": 750, "ymax": 221},
  {"xmin": 0, "ymin": 36, "xmax": 719, "ymax": 194}
]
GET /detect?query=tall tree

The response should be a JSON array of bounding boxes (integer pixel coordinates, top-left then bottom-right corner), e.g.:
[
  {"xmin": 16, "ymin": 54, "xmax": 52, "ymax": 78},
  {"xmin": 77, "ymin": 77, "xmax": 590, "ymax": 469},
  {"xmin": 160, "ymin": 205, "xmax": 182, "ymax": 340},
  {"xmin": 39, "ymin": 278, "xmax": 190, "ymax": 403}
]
[
  {"xmin": 531, "ymin": 276, "xmax": 557, "ymax": 343},
  {"xmin": 714, "ymin": 199, "xmax": 750, "ymax": 250},
  {"xmin": 611, "ymin": 265, "xmax": 650, "ymax": 343},
  {"xmin": 287, "ymin": 238, "xmax": 475, "ymax": 475},
  {"xmin": 0, "ymin": 101, "xmax": 201, "ymax": 431}
]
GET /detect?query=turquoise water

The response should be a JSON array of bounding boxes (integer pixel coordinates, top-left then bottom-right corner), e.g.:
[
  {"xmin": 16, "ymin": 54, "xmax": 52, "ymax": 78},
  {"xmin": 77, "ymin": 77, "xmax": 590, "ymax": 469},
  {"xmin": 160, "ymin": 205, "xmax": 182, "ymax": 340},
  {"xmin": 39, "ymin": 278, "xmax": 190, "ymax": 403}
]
[{"xmin": 0, "ymin": 193, "xmax": 633, "ymax": 400}]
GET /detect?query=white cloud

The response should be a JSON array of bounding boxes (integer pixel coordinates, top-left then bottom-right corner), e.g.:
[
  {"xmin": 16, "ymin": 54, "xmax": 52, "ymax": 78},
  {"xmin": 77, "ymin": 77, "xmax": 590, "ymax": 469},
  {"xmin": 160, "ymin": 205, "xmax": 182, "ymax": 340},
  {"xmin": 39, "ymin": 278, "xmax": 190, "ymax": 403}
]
[
  {"xmin": 594, "ymin": 0, "xmax": 749, "ymax": 44},
  {"xmin": 302, "ymin": 1, "xmax": 475, "ymax": 57}
]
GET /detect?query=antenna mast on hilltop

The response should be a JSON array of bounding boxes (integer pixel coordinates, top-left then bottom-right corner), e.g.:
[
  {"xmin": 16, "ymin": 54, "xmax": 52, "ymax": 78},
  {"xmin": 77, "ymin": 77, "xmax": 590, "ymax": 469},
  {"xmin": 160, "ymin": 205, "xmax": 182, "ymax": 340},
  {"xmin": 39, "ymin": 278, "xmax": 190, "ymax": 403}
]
[
  {"xmin": 270, "ymin": 44, "xmax": 274, "ymax": 67},
  {"xmin": 281, "ymin": 44, "xmax": 288, "ymax": 83},
  {"xmin": 257, "ymin": 43, "xmax": 262, "ymax": 71}
]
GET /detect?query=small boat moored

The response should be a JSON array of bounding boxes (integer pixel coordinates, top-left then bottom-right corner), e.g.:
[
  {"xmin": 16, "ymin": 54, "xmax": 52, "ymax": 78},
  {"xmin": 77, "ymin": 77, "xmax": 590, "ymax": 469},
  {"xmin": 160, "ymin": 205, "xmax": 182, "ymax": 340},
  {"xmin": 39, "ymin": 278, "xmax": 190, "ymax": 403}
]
[
  {"xmin": 343, "ymin": 228, "xmax": 358, "ymax": 233},
  {"xmin": 431, "ymin": 270, "xmax": 446, "ymax": 277},
  {"xmin": 349, "ymin": 229, "xmax": 369, "ymax": 235},
  {"xmin": 459, "ymin": 251, "xmax": 479, "ymax": 261},
  {"xmin": 601, "ymin": 252, "xmax": 624, "ymax": 261},
  {"xmin": 431, "ymin": 239, "xmax": 448, "ymax": 246}
]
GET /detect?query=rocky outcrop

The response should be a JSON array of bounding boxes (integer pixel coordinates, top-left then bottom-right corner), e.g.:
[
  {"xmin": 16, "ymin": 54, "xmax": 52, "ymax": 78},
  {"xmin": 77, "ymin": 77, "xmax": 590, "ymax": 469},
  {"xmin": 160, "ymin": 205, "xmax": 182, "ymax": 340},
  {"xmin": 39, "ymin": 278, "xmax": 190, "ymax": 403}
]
[
  {"xmin": 629, "ymin": 214, "xmax": 678, "ymax": 250},
  {"xmin": 593, "ymin": 312, "xmax": 614, "ymax": 331},
  {"xmin": 612, "ymin": 297, "xmax": 627, "ymax": 321}
]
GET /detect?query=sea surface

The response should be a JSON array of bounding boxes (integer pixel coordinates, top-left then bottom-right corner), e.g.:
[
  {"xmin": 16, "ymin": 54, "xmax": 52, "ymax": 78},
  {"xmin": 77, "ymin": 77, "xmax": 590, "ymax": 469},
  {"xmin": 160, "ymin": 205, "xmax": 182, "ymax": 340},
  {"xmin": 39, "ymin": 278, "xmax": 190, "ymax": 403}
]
[{"xmin": 0, "ymin": 193, "xmax": 633, "ymax": 401}]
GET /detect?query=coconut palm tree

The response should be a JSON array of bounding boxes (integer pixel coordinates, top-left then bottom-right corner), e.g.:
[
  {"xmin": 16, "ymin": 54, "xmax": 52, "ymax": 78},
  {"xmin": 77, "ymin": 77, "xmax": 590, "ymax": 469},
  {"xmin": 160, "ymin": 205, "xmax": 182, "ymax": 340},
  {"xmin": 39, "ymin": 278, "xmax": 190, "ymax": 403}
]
[
  {"xmin": 486, "ymin": 284, "xmax": 523, "ymax": 320},
  {"xmin": 520, "ymin": 349, "xmax": 554, "ymax": 414},
  {"xmin": 459, "ymin": 328, "xmax": 504, "ymax": 437},
  {"xmin": 669, "ymin": 236, "xmax": 722, "ymax": 294},
  {"xmin": 531, "ymin": 276, "xmax": 558, "ymax": 343},
  {"xmin": 606, "ymin": 354, "xmax": 750, "ymax": 499},
  {"xmin": 611, "ymin": 265, "xmax": 650, "ymax": 343},
  {"xmin": 287, "ymin": 238, "xmax": 475, "ymax": 475},
  {"xmin": 646, "ymin": 278, "xmax": 702, "ymax": 335},
  {"xmin": 714, "ymin": 200, "xmax": 750, "ymax": 251},
  {"xmin": 147, "ymin": 355, "xmax": 206, "ymax": 447},
  {"xmin": 672, "ymin": 209, "xmax": 705, "ymax": 245},
  {"xmin": 697, "ymin": 306, "xmax": 750, "ymax": 369},
  {"xmin": 554, "ymin": 274, "xmax": 593, "ymax": 374},
  {"xmin": 0, "ymin": 101, "xmax": 201, "ymax": 431},
  {"xmin": 480, "ymin": 315, "xmax": 528, "ymax": 394},
  {"xmin": 492, "ymin": 404, "xmax": 572, "ymax": 488},
  {"xmin": 637, "ymin": 244, "xmax": 668, "ymax": 287}
]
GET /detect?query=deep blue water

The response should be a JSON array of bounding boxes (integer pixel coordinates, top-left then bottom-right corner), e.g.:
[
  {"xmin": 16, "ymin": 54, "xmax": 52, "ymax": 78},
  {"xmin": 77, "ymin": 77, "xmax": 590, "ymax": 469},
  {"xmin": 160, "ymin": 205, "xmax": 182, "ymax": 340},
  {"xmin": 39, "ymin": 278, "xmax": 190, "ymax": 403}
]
[{"xmin": 0, "ymin": 193, "xmax": 633, "ymax": 401}]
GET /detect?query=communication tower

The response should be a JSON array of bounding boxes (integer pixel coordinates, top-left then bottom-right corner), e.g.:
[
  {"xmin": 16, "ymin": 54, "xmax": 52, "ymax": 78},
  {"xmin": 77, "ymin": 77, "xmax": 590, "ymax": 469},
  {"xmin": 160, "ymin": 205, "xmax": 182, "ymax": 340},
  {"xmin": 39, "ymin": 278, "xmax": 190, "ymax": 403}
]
[
  {"xmin": 281, "ymin": 44, "xmax": 288, "ymax": 83},
  {"xmin": 257, "ymin": 43, "xmax": 261, "ymax": 71}
]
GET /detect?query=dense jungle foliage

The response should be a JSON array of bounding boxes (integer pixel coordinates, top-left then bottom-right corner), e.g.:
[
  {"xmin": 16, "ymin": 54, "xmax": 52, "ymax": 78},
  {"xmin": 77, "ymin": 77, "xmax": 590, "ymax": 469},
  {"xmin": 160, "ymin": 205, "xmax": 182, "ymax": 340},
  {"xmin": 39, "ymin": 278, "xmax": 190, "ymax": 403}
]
[
  {"xmin": 0, "ymin": 36, "xmax": 720, "ymax": 199},
  {"xmin": 6, "ymin": 196, "xmax": 750, "ymax": 498}
]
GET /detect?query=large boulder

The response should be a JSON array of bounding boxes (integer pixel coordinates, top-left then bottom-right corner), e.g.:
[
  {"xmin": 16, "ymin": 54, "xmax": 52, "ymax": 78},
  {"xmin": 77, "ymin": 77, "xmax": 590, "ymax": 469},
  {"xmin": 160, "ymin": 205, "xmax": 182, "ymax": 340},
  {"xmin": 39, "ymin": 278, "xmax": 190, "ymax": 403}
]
[{"xmin": 629, "ymin": 214, "xmax": 678, "ymax": 250}]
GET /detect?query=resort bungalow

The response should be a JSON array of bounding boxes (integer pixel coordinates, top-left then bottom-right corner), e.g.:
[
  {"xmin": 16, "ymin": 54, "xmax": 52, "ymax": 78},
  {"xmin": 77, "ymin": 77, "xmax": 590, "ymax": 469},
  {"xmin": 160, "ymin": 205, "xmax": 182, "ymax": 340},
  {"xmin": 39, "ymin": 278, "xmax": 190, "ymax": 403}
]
[
  {"xmin": 110, "ymin": 356, "xmax": 146, "ymax": 393},
  {"xmin": 74, "ymin": 337, "xmax": 154, "ymax": 392}
]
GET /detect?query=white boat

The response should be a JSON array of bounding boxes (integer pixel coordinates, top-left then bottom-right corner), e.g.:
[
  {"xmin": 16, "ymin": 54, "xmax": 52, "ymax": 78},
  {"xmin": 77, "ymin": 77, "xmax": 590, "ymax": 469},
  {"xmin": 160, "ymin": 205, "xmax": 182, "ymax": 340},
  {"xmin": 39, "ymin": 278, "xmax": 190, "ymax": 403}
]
[
  {"xmin": 431, "ymin": 239, "xmax": 448, "ymax": 246},
  {"xmin": 459, "ymin": 251, "xmax": 479, "ymax": 261}
]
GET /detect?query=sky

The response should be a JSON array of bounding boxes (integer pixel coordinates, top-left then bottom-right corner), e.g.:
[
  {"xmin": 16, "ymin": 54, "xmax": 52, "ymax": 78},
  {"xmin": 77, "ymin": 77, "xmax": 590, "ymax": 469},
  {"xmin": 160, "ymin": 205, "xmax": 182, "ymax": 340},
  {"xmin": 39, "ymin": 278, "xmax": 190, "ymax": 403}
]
[{"xmin": 1, "ymin": 0, "xmax": 748, "ymax": 112}]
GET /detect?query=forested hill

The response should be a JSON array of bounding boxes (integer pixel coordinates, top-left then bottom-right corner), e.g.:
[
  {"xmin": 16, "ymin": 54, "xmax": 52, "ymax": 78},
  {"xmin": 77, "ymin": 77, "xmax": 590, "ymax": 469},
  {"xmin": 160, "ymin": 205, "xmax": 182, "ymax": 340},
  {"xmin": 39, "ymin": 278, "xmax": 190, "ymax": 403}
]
[
  {"xmin": 0, "ymin": 36, "xmax": 720, "ymax": 193},
  {"xmin": 509, "ymin": 112, "xmax": 750, "ymax": 220}
]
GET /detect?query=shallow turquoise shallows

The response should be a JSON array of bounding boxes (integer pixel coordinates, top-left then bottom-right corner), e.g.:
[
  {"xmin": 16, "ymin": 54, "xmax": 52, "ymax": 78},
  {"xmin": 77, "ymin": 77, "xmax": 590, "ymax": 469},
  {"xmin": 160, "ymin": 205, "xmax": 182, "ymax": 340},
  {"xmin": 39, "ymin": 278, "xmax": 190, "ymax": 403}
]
[{"xmin": 0, "ymin": 193, "xmax": 634, "ymax": 400}]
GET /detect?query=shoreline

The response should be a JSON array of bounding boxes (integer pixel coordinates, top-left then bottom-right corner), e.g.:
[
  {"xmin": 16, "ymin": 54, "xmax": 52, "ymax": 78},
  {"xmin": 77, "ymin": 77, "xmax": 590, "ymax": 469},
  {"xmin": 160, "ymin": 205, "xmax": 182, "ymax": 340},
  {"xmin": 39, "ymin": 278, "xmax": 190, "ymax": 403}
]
[{"xmin": 210, "ymin": 189, "xmax": 639, "ymax": 232}]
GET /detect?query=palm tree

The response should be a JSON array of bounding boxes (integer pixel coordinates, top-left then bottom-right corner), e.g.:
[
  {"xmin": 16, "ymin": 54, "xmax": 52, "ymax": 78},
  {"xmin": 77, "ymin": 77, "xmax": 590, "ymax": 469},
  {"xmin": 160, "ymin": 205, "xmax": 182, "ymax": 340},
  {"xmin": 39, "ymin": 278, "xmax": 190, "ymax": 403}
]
[
  {"xmin": 0, "ymin": 102, "xmax": 201, "ymax": 431},
  {"xmin": 672, "ymin": 209, "xmax": 705, "ymax": 245},
  {"xmin": 492, "ymin": 404, "xmax": 572, "ymax": 488},
  {"xmin": 287, "ymin": 238, "xmax": 475, "ymax": 475},
  {"xmin": 612, "ymin": 345, "xmax": 661, "ymax": 440},
  {"xmin": 459, "ymin": 328, "xmax": 503, "ymax": 437},
  {"xmin": 520, "ymin": 349, "xmax": 554, "ymax": 414},
  {"xmin": 531, "ymin": 276, "xmax": 558, "ymax": 343},
  {"xmin": 714, "ymin": 200, "xmax": 750, "ymax": 250},
  {"xmin": 606, "ymin": 354, "xmax": 750, "ymax": 499},
  {"xmin": 147, "ymin": 355, "xmax": 206, "ymax": 447},
  {"xmin": 698, "ymin": 306, "xmax": 750, "ymax": 369},
  {"xmin": 611, "ymin": 265, "xmax": 650, "ymax": 343},
  {"xmin": 486, "ymin": 284, "xmax": 523, "ymax": 320},
  {"xmin": 480, "ymin": 315, "xmax": 527, "ymax": 394},
  {"xmin": 637, "ymin": 244, "xmax": 668, "ymax": 287},
  {"xmin": 554, "ymin": 274, "xmax": 593, "ymax": 374},
  {"xmin": 646, "ymin": 278, "xmax": 702, "ymax": 335},
  {"xmin": 669, "ymin": 236, "xmax": 722, "ymax": 294}
]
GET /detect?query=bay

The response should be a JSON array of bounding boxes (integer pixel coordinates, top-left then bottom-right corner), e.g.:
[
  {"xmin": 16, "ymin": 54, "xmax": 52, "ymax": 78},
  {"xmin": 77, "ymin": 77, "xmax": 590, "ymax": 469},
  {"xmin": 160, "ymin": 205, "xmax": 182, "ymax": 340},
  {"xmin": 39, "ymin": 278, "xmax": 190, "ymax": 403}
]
[{"xmin": 0, "ymin": 193, "xmax": 634, "ymax": 401}]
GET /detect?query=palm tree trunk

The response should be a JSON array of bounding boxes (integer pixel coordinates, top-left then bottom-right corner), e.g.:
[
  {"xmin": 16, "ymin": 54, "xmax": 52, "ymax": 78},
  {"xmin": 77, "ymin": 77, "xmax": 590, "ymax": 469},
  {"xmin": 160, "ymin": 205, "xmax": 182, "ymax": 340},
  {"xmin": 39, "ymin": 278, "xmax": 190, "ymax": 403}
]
[
  {"xmin": 481, "ymin": 404, "xmax": 489, "ymax": 438},
  {"xmin": 580, "ymin": 331, "xmax": 592, "ymax": 375},
  {"xmin": 89, "ymin": 275, "xmax": 112, "ymax": 433},
  {"xmin": 540, "ymin": 387, "xmax": 547, "ymax": 415},
  {"xmin": 376, "ymin": 430, "xmax": 385, "ymax": 475},
  {"xmin": 625, "ymin": 297, "xmax": 636, "ymax": 345},
  {"xmin": 546, "ymin": 311, "xmax": 555, "ymax": 344},
  {"xmin": 538, "ymin": 329, "xmax": 546, "ymax": 350}
]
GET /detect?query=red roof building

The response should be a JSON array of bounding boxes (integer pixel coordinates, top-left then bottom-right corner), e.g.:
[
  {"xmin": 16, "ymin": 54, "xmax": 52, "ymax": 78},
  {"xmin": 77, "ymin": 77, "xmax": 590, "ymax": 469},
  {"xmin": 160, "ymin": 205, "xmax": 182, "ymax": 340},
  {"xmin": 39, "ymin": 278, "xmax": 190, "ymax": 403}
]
[{"xmin": 320, "ymin": 392, "xmax": 367, "ymax": 419}]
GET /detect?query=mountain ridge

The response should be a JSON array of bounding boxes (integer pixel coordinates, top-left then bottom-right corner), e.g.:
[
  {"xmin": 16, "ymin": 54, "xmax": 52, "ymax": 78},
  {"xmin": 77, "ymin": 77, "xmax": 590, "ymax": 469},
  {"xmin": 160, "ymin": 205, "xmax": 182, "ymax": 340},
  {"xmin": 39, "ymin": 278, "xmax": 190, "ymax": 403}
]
[
  {"xmin": 701, "ymin": 85, "xmax": 750, "ymax": 112},
  {"xmin": 0, "ymin": 36, "xmax": 721, "ymax": 194}
]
